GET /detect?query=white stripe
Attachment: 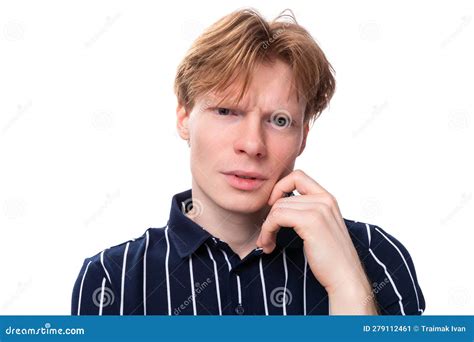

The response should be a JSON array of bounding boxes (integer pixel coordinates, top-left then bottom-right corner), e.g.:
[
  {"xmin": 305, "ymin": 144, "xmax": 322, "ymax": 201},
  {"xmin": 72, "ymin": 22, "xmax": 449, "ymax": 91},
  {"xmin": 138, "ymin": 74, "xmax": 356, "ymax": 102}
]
[
  {"xmin": 100, "ymin": 250, "xmax": 112, "ymax": 285},
  {"xmin": 77, "ymin": 260, "xmax": 92, "ymax": 315},
  {"xmin": 365, "ymin": 223, "xmax": 372, "ymax": 246},
  {"xmin": 236, "ymin": 275, "xmax": 242, "ymax": 306},
  {"xmin": 165, "ymin": 225, "xmax": 172, "ymax": 315},
  {"xmin": 375, "ymin": 227, "xmax": 423, "ymax": 313},
  {"xmin": 99, "ymin": 277, "xmax": 106, "ymax": 315},
  {"xmin": 369, "ymin": 249, "xmax": 406, "ymax": 315},
  {"xmin": 206, "ymin": 244, "xmax": 222, "ymax": 315},
  {"xmin": 120, "ymin": 242, "xmax": 130, "ymax": 315},
  {"xmin": 303, "ymin": 249, "xmax": 308, "ymax": 316},
  {"xmin": 259, "ymin": 256, "xmax": 269, "ymax": 315},
  {"xmin": 282, "ymin": 248, "xmax": 288, "ymax": 315},
  {"xmin": 143, "ymin": 230, "xmax": 150, "ymax": 315},
  {"xmin": 189, "ymin": 255, "xmax": 197, "ymax": 315},
  {"xmin": 221, "ymin": 249, "xmax": 232, "ymax": 271},
  {"xmin": 221, "ymin": 249, "xmax": 242, "ymax": 305}
]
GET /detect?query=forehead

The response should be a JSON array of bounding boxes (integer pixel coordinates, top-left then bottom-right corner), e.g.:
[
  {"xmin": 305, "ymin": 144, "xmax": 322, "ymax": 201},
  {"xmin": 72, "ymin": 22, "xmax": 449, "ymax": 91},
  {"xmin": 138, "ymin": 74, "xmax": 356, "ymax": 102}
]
[{"xmin": 199, "ymin": 60, "xmax": 305, "ymax": 115}]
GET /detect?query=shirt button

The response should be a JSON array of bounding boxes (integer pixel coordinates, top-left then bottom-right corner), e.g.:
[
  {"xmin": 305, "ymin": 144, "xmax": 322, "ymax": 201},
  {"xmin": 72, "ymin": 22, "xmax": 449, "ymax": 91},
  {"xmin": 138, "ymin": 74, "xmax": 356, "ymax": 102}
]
[{"xmin": 235, "ymin": 304, "xmax": 245, "ymax": 315}]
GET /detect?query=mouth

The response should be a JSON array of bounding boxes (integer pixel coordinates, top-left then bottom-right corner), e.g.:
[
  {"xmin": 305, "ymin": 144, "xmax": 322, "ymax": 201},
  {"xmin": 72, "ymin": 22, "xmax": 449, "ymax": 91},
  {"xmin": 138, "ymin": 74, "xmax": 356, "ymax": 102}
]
[
  {"xmin": 221, "ymin": 172, "xmax": 267, "ymax": 191},
  {"xmin": 222, "ymin": 170, "xmax": 267, "ymax": 180}
]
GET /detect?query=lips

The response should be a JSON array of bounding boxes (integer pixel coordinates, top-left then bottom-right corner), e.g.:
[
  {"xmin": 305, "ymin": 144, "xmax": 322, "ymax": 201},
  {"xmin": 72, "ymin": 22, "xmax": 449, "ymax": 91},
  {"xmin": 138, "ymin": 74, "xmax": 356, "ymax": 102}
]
[
  {"xmin": 222, "ymin": 170, "xmax": 267, "ymax": 180},
  {"xmin": 222, "ymin": 171, "xmax": 267, "ymax": 191}
]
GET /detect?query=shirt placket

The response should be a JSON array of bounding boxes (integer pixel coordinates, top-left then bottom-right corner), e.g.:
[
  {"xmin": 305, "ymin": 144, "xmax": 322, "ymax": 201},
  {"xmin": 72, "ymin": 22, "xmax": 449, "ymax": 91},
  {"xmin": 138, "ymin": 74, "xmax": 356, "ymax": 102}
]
[{"xmin": 209, "ymin": 236, "xmax": 264, "ymax": 315}]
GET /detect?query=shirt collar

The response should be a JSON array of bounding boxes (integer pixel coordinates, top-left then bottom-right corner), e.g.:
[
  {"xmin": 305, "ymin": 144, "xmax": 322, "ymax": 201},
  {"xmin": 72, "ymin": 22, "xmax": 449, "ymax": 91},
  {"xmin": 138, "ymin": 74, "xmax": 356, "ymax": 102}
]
[{"xmin": 167, "ymin": 189, "xmax": 303, "ymax": 259}]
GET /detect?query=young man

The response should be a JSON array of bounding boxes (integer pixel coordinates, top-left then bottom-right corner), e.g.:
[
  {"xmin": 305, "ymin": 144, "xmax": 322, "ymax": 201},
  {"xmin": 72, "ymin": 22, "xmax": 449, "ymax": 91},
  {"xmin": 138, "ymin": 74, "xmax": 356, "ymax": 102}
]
[{"xmin": 72, "ymin": 8, "xmax": 425, "ymax": 316}]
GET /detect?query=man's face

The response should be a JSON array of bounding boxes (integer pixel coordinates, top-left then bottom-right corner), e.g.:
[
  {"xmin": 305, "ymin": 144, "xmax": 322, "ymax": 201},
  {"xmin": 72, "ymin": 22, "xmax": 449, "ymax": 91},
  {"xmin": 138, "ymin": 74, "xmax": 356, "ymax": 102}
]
[{"xmin": 177, "ymin": 59, "xmax": 309, "ymax": 214}]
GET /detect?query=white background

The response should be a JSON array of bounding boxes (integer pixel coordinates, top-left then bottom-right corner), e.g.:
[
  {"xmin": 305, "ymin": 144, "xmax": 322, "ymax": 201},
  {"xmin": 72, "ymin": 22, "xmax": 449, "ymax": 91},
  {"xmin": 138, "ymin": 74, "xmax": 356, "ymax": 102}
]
[{"xmin": 0, "ymin": 0, "xmax": 473, "ymax": 315}]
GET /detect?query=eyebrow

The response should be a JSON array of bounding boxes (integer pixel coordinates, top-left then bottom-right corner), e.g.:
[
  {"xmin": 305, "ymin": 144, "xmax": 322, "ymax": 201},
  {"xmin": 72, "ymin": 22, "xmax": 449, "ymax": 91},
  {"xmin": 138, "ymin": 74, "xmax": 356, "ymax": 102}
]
[{"xmin": 213, "ymin": 103, "xmax": 301, "ymax": 118}]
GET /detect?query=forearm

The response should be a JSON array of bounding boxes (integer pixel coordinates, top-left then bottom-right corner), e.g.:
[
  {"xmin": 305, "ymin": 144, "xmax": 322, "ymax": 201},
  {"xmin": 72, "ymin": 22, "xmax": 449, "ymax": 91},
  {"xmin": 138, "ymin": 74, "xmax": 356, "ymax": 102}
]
[{"xmin": 327, "ymin": 273, "xmax": 380, "ymax": 315}]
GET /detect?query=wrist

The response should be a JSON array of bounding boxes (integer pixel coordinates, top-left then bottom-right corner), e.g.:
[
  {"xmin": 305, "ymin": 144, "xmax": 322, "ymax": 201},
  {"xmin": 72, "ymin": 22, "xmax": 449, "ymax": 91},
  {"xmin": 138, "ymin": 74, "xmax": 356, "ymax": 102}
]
[{"xmin": 327, "ymin": 276, "xmax": 379, "ymax": 315}]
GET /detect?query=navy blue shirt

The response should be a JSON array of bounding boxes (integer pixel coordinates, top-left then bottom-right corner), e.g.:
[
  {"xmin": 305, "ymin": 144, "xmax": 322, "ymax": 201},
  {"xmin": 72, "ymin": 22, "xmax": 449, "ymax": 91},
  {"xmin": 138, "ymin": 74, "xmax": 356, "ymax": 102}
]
[{"xmin": 71, "ymin": 189, "xmax": 425, "ymax": 315}]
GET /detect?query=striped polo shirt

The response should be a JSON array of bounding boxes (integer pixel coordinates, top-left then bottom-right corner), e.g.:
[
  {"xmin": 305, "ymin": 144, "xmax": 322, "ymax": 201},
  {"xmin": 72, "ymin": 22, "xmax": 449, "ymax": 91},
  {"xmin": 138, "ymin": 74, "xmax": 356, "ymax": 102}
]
[{"xmin": 71, "ymin": 189, "xmax": 426, "ymax": 315}]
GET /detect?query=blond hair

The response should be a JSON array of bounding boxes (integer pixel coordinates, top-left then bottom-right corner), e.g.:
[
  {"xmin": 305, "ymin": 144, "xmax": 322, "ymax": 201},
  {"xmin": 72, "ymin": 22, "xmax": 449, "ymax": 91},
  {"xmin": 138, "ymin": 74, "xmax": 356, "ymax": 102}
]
[{"xmin": 174, "ymin": 8, "xmax": 336, "ymax": 126}]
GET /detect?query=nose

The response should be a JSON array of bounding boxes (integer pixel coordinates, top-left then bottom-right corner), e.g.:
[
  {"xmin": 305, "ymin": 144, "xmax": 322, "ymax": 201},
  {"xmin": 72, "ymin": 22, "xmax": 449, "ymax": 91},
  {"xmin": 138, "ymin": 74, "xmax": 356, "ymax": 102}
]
[{"xmin": 233, "ymin": 114, "xmax": 267, "ymax": 159}]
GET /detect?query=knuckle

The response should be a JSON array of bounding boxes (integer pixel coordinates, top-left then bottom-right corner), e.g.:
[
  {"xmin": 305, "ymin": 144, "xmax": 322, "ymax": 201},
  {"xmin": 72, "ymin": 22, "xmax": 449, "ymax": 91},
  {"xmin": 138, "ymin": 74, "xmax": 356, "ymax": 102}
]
[
  {"xmin": 325, "ymin": 193, "xmax": 337, "ymax": 207},
  {"xmin": 271, "ymin": 207, "xmax": 284, "ymax": 217}
]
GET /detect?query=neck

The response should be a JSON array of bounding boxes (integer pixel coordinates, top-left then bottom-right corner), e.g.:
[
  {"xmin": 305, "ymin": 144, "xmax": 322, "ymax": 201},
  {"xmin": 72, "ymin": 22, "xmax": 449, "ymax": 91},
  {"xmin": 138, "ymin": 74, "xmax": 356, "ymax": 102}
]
[{"xmin": 186, "ymin": 184, "xmax": 271, "ymax": 260}]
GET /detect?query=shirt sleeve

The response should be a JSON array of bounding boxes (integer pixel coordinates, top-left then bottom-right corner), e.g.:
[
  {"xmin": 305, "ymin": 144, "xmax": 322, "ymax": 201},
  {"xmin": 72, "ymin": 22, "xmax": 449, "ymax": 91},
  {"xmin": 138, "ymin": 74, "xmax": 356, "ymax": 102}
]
[
  {"xmin": 363, "ymin": 224, "xmax": 426, "ymax": 315},
  {"xmin": 71, "ymin": 257, "xmax": 120, "ymax": 315}
]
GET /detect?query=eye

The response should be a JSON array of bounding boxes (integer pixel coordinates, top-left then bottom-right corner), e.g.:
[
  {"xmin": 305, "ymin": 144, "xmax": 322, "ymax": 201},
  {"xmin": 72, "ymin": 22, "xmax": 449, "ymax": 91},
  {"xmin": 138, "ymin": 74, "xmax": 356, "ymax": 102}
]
[
  {"xmin": 270, "ymin": 110, "xmax": 294, "ymax": 129},
  {"xmin": 215, "ymin": 107, "xmax": 234, "ymax": 116}
]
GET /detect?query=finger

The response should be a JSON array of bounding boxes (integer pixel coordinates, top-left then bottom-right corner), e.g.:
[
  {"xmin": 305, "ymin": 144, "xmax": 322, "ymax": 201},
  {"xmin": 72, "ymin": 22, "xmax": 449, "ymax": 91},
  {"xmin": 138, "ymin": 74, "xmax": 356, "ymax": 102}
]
[
  {"xmin": 276, "ymin": 194, "xmax": 347, "ymax": 233},
  {"xmin": 268, "ymin": 170, "xmax": 329, "ymax": 206},
  {"xmin": 257, "ymin": 207, "xmax": 308, "ymax": 254}
]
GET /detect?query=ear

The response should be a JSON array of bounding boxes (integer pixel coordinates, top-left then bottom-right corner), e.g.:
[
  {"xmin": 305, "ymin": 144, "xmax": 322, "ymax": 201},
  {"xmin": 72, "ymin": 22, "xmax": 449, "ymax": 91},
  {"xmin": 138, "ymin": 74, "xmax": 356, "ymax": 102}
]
[
  {"xmin": 297, "ymin": 122, "xmax": 310, "ymax": 156},
  {"xmin": 176, "ymin": 103, "xmax": 191, "ymax": 141}
]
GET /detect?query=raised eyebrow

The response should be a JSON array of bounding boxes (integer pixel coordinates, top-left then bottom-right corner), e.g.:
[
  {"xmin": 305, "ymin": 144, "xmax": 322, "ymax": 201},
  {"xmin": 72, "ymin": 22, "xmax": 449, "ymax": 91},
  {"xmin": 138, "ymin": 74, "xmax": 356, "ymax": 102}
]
[{"xmin": 213, "ymin": 104, "xmax": 300, "ymax": 118}]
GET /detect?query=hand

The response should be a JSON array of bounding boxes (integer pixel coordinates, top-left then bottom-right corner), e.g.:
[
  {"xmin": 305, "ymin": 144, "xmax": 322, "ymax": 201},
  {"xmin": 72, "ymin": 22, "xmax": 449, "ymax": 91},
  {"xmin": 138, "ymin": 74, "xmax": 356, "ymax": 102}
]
[{"xmin": 256, "ymin": 170, "xmax": 377, "ymax": 313}]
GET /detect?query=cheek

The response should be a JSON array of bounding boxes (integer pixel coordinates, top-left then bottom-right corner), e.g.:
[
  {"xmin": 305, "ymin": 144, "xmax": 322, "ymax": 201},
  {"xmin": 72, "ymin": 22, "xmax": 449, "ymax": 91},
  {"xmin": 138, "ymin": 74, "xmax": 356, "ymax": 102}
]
[
  {"xmin": 267, "ymin": 138, "xmax": 300, "ymax": 175},
  {"xmin": 271, "ymin": 135, "xmax": 301, "ymax": 158},
  {"xmin": 190, "ymin": 124, "xmax": 227, "ymax": 167}
]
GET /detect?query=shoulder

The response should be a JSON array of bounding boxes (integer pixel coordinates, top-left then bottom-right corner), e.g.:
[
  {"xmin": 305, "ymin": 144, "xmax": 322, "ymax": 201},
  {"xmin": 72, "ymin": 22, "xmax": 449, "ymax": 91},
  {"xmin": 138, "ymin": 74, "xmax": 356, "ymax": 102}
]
[
  {"xmin": 343, "ymin": 218, "xmax": 415, "ymax": 262},
  {"xmin": 71, "ymin": 225, "xmax": 169, "ymax": 315},
  {"xmin": 79, "ymin": 226, "xmax": 169, "ymax": 287},
  {"xmin": 343, "ymin": 218, "xmax": 426, "ymax": 315}
]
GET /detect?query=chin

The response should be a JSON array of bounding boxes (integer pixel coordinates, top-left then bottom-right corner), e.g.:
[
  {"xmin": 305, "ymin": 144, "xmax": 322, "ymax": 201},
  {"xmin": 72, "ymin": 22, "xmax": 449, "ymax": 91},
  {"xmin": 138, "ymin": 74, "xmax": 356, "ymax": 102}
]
[{"xmin": 217, "ymin": 192, "xmax": 268, "ymax": 214}]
